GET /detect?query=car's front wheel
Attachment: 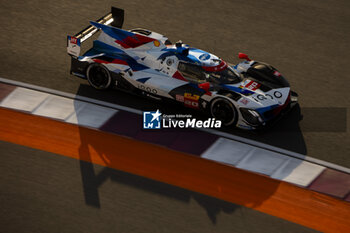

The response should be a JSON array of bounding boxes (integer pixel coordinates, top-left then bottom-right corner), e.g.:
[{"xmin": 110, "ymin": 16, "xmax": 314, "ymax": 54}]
[
  {"xmin": 210, "ymin": 98, "xmax": 237, "ymax": 126},
  {"xmin": 86, "ymin": 63, "xmax": 112, "ymax": 90}
]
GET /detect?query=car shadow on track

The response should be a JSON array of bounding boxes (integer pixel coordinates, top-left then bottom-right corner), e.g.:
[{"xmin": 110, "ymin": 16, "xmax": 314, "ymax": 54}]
[
  {"xmin": 76, "ymin": 125, "xmax": 243, "ymax": 224},
  {"xmin": 76, "ymin": 119, "xmax": 242, "ymax": 223},
  {"xmin": 79, "ymin": 162, "xmax": 240, "ymax": 224},
  {"xmin": 74, "ymin": 84, "xmax": 283, "ymax": 224},
  {"xmin": 75, "ymin": 83, "xmax": 308, "ymax": 154}
]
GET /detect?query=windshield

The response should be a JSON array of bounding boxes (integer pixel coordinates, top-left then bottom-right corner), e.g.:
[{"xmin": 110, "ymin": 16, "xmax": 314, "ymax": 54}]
[{"xmin": 206, "ymin": 66, "xmax": 241, "ymax": 84}]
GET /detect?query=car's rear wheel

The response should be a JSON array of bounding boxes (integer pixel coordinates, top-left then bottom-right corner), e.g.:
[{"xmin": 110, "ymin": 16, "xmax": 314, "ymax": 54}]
[
  {"xmin": 86, "ymin": 63, "xmax": 112, "ymax": 90},
  {"xmin": 210, "ymin": 98, "xmax": 237, "ymax": 126}
]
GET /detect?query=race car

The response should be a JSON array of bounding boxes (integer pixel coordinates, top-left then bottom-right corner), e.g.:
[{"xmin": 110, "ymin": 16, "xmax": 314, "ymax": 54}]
[{"xmin": 67, "ymin": 7, "xmax": 298, "ymax": 130}]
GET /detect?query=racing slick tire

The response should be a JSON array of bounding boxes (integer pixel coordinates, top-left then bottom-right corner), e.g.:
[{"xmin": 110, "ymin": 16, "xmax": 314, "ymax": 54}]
[
  {"xmin": 86, "ymin": 63, "xmax": 112, "ymax": 90},
  {"xmin": 210, "ymin": 98, "xmax": 238, "ymax": 126}
]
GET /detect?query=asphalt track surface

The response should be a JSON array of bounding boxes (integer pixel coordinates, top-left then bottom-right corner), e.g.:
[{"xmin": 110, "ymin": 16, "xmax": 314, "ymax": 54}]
[
  {"xmin": 0, "ymin": 139, "xmax": 318, "ymax": 233},
  {"xmin": 0, "ymin": 0, "xmax": 349, "ymax": 232}
]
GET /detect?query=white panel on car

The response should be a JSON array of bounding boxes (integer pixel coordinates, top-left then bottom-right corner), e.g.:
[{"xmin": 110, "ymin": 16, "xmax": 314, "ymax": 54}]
[
  {"xmin": 32, "ymin": 95, "xmax": 78, "ymax": 120},
  {"xmin": 66, "ymin": 102, "xmax": 117, "ymax": 128},
  {"xmin": 0, "ymin": 87, "xmax": 49, "ymax": 112},
  {"xmin": 201, "ymin": 137, "xmax": 253, "ymax": 165},
  {"xmin": 271, "ymin": 159, "xmax": 325, "ymax": 187},
  {"xmin": 135, "ymin": 70, "xmax": 186, "ymax": 92},
  {"xmin": 236, "ymin": 147, "xmax": 289, "ymax": 176}
]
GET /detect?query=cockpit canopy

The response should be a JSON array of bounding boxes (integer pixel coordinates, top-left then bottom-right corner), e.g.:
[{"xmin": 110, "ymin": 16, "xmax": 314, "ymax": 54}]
[{"xmin": 178, "ymin": 61, "xmax": 241, "ymax": 84}]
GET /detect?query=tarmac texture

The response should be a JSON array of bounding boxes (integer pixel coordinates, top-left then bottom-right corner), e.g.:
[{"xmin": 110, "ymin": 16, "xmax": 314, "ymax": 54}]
[{"xmin": 0, "ymin": 140, "xmax": 319, "ymax": 233}]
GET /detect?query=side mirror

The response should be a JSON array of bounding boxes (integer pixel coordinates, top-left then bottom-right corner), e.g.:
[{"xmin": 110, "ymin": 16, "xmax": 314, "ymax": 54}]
[
  {"xmin": 238, "ymin": 53, "xmax": 251, "ymax": 61},
  {"xmin": 176, "ymin": 40, "xmax": 183, "ymax": 48},
  {"xmin": 181, "ymin": 48, "xmax": 189, "ymax": 56},
  {"xmin": 198, "ymin": 82, "xmax": 210, "ymax": 92}
]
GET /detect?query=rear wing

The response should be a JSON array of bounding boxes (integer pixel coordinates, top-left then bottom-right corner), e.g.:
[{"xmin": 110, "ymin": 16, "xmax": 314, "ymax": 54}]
[{"xmin": 67, "ymin": 7, "xmax": 124, "ymax": 57}]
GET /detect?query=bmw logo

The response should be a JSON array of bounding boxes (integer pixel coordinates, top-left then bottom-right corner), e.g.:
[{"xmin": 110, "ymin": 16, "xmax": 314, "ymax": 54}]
[{"xmin": 199, "ymin": 53, "xmax": 210, "ymax": 61}]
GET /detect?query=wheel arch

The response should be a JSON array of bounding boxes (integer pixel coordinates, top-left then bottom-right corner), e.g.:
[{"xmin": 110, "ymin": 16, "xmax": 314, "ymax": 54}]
[
  {"xmin": 86, "ymin": 62, "xmax": 113, "ymax": 90},
  {"xmin": 209, "ymin": 95, "xmax": 239, "ymax": 126}
]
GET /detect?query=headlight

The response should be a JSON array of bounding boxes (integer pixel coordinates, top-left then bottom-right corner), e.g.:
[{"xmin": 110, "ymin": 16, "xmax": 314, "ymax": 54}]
[{"xmin": 239, "ymin": 108, "xmax": 262, "ymax": 126}]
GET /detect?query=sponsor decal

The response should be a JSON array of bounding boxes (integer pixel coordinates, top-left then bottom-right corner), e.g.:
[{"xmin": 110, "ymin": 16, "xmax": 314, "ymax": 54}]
[
  {"xmin": 137, "ymin": 84, "xmax": 158, "ymax": 94},
  {"xmin": 143, "ymin": 110, "xmax": 222, "ymax": 129},
  {"xmin": 199, "ymin": 53, "xmax": 210, "ymax": 61},
  {"xmin": 67, "ymin": 36, "xmax": 81, "ymax": 56},
  {"xmin": 240, "ymin": 98, "xmax": 249, "ymax": 105},
  {"xmin": 143, "ymin": 110, "xmax": 162, "ymax": 129},
  {"xmin": 241, "ymin": 80, "xmax": 260, "ymax": 91},
  {"xmin": 70, "ymin": 37, "xmax": 78, "ymax": 44},
  {"xmin": 184, "ymin": 93, "xmax": 200, "ymax": 109},
  {"xmin": 153, "ymin": 40, "xmax": 160, "ymax": 47},
  {"xmin": 176, "ymin": 94, "xmax": 184, "ymax": 102},
  {"xmin": 252, "ymin": 91, "xmax": 283, "ymax": 103}
]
